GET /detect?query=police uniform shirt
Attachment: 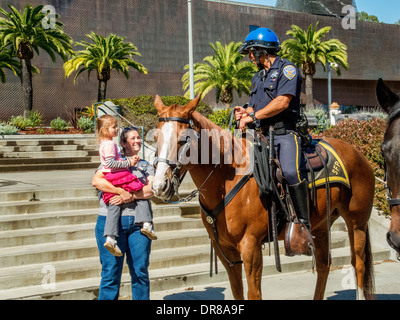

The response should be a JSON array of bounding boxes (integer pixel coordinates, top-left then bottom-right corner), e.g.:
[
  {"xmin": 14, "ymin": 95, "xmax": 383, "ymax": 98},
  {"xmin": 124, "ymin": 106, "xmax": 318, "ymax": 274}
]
[{"xmin": 249, "ymin": 56, "xmax": 302, "ymax": 128}]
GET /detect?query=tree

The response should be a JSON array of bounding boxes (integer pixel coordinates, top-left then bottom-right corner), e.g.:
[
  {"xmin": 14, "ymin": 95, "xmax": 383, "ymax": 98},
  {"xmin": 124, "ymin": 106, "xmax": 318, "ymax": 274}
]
[
  {"xmin": 182, "ymin": 41, "xmax": 257, "ymax": 108},
  {"xmin": 64, "ymin": 32, "xmax": 147, "ymax": 101},
  {"xmin": 0, "ymin": 45, "xmax": 20, "ymax": 83},
  {"xmin": 280, "ymin": 22, "xmax": 349, "ymax": 109},
  {"xmin": 0, "ymin": 4, "xmax": 73, "ymax": 117},
  {"xmin": 357, "ymin": 11, "xmax": 379, "ymax": 23}
]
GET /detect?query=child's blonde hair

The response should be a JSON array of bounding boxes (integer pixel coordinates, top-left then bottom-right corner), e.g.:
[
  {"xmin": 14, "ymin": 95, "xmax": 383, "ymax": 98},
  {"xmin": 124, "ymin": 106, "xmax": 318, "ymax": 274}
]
[{"xmin": 96, "ymin": 115, "xmax": 118, "ymax": 141}]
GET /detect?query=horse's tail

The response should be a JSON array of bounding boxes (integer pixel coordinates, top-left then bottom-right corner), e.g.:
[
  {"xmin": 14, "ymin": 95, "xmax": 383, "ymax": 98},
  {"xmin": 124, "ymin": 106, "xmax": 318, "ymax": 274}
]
[{"xmin": 363, "ymin": 226, "xmax": 375, "ymax": 300}]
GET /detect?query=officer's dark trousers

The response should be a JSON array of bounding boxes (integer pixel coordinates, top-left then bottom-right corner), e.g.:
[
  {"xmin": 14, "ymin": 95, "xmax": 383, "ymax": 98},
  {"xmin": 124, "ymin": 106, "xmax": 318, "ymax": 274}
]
[{"xmin": 268, "ymin": 130, "xmax": 305, "ymax": 185}]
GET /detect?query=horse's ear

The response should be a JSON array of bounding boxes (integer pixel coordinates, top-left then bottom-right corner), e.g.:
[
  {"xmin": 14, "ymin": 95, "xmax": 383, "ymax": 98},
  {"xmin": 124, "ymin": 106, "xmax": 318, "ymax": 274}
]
[
  {"xmin": 154, "ymin": 95, "xmax": 166, "ymax": 114},
  {"xmin": 185, "ymin": 93, "xmax": 202, "ymax": 114},
  {"xmin": 376, "ymin": 78, "xmax": 399, "ymax": 113}
]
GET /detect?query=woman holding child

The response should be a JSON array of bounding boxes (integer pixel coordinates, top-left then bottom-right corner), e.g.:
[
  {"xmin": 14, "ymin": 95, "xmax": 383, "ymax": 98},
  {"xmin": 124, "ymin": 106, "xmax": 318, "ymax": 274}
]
[{"xmin": 92, "ymin": 123, "xmax": 155, "ymax": 300}]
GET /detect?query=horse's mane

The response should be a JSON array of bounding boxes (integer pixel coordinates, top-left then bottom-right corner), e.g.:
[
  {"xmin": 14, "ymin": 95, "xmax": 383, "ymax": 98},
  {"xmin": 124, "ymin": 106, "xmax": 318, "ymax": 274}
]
[
  {"xmin": 191, "ymin": 110, "xmax": 249, "ymax": 169},
  {"xmin": 388, "ymin": 103, "xmax": 400, "ymax": 125},
  {"xmin": 192, "ymin": 111, "xmax": 224, "ymax": 132}
]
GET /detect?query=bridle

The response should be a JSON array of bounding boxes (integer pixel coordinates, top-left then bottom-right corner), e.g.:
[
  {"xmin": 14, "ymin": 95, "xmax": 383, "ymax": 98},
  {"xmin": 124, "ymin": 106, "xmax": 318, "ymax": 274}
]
[
  {"xmin": 154, "ymin": 116, "xmax": 217, "ymax": 203},
  {"xmin": 381, "ymin": 154, "xmax": 400, "ymax": 210}
]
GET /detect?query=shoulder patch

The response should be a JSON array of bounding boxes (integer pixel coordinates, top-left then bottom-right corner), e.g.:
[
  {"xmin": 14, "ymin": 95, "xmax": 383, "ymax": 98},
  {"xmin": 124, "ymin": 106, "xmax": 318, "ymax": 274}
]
[{"xmin": 283, "ymin": 65, "xmax": 296, "ymax": 80}]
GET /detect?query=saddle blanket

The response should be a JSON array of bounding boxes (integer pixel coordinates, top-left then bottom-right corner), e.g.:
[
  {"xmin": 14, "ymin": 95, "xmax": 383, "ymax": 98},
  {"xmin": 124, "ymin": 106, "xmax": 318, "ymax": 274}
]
[{"xmin": 303, "ymin": 140, "xmax": 350, "ymax": 189}]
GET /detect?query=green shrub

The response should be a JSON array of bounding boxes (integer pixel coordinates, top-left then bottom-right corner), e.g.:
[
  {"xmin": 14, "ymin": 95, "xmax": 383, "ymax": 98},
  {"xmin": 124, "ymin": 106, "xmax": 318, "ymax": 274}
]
[
  {"xmin": 314, "ymin": 118, "xmax": 388, "ymax": 215},
  {"xmin": 9, "ymin": 111, "xmax": 44, "ymax": 129},
  {"xmin": 0, "ymin": 123, "xmax": 19, "ymax": 135},
  {"xmin": 28, "ymin": 111, "xmax": 44, "ymax": 127},
  {"xmin": 208, "ymin": 108, "xmax": 236, "ymax": 129},
  {"xmin": 50, "ymin": 117, "xmax": 69, "ymax": 130},
  {"xmin": 110, "ymin": 95, "xmax": 213, "ymax": 117},
  {"xmin": 77, "ymin": 116, "xmax": 94, "ymax": 132},
  {"xmin": 109, "ymin": 95, "xmax": 213, "ymax": 140},
  {"xmin": 9, "ymin": 115, "xmax": 30, "ymax": 130},
  {"xmin": 306, "ymin": 107, "xmax": 330, "ymax": 133}
]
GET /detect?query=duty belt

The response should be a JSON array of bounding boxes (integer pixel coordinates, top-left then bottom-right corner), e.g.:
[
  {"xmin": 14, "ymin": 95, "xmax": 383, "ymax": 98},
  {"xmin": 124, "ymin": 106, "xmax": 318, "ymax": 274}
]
[{"xmin": 261, "ymin": 121, "xmax": 296, "ymax": 135}]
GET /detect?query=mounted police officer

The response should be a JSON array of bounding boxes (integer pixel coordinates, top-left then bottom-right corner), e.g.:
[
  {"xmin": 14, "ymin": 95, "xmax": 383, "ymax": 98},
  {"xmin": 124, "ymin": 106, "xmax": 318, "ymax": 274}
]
[{"xmin": 235, "ymin": 27, "xmax": 311, "ymax": 232}]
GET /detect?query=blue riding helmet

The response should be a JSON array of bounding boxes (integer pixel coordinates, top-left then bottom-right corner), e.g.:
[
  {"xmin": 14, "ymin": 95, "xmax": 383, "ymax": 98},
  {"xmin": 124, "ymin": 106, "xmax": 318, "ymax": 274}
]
[{"xmin": 238, "ymin": 27, "xmax": 281, "ymax": 55}]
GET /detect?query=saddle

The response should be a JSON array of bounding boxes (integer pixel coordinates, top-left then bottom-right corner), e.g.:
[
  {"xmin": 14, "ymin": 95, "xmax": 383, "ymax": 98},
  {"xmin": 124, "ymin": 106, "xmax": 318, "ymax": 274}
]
[
  {"xmin": 302, "ymin": 139, "xmax": 350, "ymax": 190},
  {"xmin": 253, "ymin": 135, "xmax": 350, "ymax": 194},
  {"xmin": 253, "ymin": 133, "xmax": 350, "ymax": 259}
]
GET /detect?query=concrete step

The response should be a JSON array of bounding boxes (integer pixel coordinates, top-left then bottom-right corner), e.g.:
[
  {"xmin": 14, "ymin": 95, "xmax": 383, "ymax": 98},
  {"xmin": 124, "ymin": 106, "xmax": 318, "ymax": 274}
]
[
  {"xmin": 0, "ymin": 187, "xmax": 98, "ymax": 202},
  {"xmin": 0, "ymin": 150, "xmax": 98, "ymax": 159},
  {"xmin": 0, "ymin": 144, "xmax": 97, "ymax": 153},
  {"xmin": 0, "ymin": 201, "xmax": 199, "ymax": 231},
  {"xmin": 0, "ymin": 214, "xmax": 206, "ymax": 248},
  {"xmin": 0, "ymin": 137, "xmax": 97, "ymax": 147},
  {"xmin": 0, "ymin": 156, "xmax": 99, "ymax": 165},
  {"xmin": 0, "ymin": 162, "xmax": 101, "ymax": 172},
  {"xmin": 0, "ymin": 197, "xmax": 100, "ymax": 215},
  {"xmin": 0, "ymin": 184, "xmax": 197, "ymax": 204},
  {"xmin": 0, "ymin": 209, "xmax": 99, "ymax": 231}
]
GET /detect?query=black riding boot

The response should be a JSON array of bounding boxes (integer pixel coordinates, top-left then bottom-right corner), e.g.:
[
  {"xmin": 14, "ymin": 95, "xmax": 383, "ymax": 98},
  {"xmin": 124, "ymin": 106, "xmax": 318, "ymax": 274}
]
[
  {"xmin": 288, "ymin": 180, "xmax": 311, "ymax": 230},
  {"xmin": 285, "ymin": 179, "xmax": 314, "ymax": 256}
]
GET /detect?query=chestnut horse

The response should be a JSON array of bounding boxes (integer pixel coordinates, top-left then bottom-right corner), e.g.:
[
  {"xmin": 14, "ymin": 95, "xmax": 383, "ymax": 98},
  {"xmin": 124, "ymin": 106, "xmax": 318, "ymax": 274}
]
[
  {"xmin": 376, "ymin": 78, "xmax": 400, "ymax": 257},
  {"xmin": 151, "ymin": 95, "xmax": 375, "ymax": 300}
]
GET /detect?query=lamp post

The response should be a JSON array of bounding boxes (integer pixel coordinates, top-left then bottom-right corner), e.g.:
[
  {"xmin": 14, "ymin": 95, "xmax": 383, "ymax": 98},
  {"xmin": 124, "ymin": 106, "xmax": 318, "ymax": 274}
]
[
  {"xmin": 327, "ymin": 62, "xmax": 339, "ymax": 125},
  {"xmin": 327, "ymin": 62, "xmax": 338, "ymax": 106},
  {"xmin": 188, "ymin": 0, "xmax": 195, "ymax": 99}
]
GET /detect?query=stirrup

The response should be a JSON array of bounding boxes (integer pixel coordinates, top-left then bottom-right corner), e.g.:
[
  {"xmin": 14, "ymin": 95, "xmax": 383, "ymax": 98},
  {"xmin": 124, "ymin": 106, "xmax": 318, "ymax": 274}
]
[{"xmin": 284, "ymin": 221, "xmax": 315, "ymax": 257}]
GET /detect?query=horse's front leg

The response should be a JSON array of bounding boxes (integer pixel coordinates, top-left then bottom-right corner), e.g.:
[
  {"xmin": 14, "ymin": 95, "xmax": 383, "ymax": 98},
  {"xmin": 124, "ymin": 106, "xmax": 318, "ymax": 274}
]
[
  {"xmin": 212, "ymin": 240, "xmax": 245, "ymax": 300},
  {"xmin": 239, "ymin": 235, "xmax": 263, "ymax": 300}
]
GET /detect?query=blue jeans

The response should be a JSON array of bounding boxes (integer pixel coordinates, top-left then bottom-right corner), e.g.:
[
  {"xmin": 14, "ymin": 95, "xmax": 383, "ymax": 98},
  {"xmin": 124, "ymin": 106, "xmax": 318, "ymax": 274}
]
[{"xmin": 95, "ymin": 215, "xmax": 152, "ymax": 300}]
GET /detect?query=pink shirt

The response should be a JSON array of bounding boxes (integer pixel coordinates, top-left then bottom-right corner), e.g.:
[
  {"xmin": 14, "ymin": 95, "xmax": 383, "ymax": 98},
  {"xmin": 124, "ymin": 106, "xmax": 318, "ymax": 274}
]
[{"xmin": 99, "ymin": 139, "xmax": 130, "ymax": 173}]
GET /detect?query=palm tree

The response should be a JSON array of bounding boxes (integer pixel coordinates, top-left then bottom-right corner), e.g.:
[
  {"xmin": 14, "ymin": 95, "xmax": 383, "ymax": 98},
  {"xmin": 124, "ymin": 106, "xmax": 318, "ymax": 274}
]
[
  {"xmin": 64, "ymin": 32, "xmax": 147, "ymax": 101},
  {"xmin": 182, "ymin": 41, "xmax": 257, "ymax": 108},
  {"xmin": 280, "ymin": 22, "xmax": 349, "ymax": 109},
  {"xmin": 0, "ymin": 45, "xmax": 20, "ymax": 83},
  {"xmin": 0, "ymin": 4, "xmax": 73, "ymax": 117}
]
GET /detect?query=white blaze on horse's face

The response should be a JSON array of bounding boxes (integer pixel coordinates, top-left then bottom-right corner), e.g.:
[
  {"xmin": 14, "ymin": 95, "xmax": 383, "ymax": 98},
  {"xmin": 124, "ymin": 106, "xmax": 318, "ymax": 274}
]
[{"xmin": 152, "ymin": 121, "xmax": 175, "ymax": 197}]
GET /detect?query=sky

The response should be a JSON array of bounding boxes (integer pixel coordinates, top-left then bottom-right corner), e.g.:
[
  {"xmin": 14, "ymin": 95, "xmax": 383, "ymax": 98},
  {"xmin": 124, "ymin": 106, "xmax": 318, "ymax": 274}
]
[{"xmin": 226, "ymin": 0, "xmax": 400, "ymax": 24}]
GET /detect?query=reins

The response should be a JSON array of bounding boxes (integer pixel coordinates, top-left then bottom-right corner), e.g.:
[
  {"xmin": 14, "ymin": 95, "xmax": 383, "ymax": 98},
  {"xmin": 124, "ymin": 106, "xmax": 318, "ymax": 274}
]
[{"xmin": 376, "ymin": 156, "xmax": 400, "ymax": 209}]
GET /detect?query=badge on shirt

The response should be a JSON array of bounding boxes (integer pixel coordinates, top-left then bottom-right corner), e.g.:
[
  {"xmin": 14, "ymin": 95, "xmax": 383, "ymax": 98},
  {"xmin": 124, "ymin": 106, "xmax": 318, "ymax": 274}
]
[
  {"xmin": 283, "ymin": 65, "xmax": 296, "ymax": 80},
  {"xmin": 270, "ymin": 71, "xmax": 278, "ymax": 82}
]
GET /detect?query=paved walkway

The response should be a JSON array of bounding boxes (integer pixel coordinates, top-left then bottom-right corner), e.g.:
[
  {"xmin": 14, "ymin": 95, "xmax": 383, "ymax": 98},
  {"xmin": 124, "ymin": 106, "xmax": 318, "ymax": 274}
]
[{"xmin": 150, "ymin": 260, "xmax": 400, "ymax": 300}]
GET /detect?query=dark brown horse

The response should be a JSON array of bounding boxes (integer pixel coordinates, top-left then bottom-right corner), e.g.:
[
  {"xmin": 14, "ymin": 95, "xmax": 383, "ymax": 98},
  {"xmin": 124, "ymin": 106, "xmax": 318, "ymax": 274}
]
[
  {"xmin": 376, "ymin": 78, "xmax": 400, "ymax": 256},
  {"xmin": 151, "ymin": 95, "xmax": 375, "ymax": 300}
]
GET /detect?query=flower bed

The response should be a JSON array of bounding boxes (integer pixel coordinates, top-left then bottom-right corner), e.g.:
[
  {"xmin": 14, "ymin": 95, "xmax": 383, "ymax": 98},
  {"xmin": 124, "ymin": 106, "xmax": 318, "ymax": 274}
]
[
  {"xmin": 18, "ymin": 127, "xmax": 89, "ymax": 135},
  {"xmin": 312, "ymin": 117, "xmax": 389, "ymax": 215}
]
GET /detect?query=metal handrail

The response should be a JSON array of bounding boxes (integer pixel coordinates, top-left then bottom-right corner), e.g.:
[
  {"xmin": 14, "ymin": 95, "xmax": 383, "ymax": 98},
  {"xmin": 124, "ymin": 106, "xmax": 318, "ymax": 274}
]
[{"xmin": 93, "ymin": 101, "xmax": 156, "ymax": 161}]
